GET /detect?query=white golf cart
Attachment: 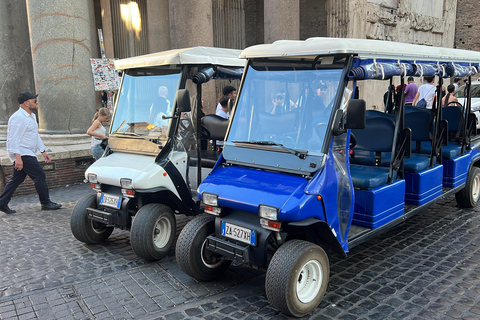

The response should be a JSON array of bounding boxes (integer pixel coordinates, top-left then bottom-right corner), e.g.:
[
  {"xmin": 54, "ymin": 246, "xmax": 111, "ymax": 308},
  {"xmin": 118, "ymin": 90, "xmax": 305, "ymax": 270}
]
[{"xmin": 70, "ymin": 47, "xmax": 244, "ymax": 260}]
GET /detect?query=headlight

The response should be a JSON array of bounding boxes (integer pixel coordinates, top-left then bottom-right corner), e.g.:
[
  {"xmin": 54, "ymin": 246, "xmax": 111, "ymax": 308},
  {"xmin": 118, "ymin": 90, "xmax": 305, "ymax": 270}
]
[
  {"xmin": 202, "ymin": 193, "xmax": 221, "ymax": 215},
  {"xmin": 202, "ymin": 193, "xmax": 218, "ymax": 206},
  {"xmin": 259, "ymin": 205, "xmax": 278, "ymax": 220},
  {"xmin": 87, "ymin": 173, "xmax": 98, "ymax": 183},
  {"xmin": 120, "ymin": 178, "xmax": 133, "ymax": 189}
]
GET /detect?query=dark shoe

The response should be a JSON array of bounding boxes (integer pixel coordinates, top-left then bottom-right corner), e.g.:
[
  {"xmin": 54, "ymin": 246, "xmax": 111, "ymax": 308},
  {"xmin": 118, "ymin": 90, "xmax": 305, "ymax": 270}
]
[
  {"xmin": 41, "ymin": 202, "xmax": 62, "ymax": 210},
  {"xmin": 0, "ymin": 205, "xmax": 16, "ymax": 214}
]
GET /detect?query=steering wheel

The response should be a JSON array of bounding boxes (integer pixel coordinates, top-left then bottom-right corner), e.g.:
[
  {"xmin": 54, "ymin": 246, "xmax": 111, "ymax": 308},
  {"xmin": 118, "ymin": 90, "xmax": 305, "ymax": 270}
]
[
  {"xmin": 349, "ymin": 132, "xmax": 357, "ymax": 149},
  {"xmin": 445, "ymin": 101, "xmax": 462, "ymax": 107}
]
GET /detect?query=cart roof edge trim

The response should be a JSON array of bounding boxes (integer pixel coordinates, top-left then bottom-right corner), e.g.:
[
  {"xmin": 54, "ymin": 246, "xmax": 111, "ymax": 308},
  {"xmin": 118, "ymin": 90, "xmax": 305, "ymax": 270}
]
[
  {"xmin": 239, "ymin": 37, "xmax": 480, "ymax": 63},
  {"xmin": 114, "ymin": 46, "xmax": 245, "ymax": 70}
]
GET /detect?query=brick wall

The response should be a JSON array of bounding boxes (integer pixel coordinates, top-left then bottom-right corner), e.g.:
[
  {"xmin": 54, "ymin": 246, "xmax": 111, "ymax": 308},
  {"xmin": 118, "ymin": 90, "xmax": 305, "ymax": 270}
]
[
  {"xmin": 0, "ymin": 157, "xmax": 93, "ymax": 197},
  {"xmin": 455, "ymin": 0, "xmax": 480, "ymax": 51}
]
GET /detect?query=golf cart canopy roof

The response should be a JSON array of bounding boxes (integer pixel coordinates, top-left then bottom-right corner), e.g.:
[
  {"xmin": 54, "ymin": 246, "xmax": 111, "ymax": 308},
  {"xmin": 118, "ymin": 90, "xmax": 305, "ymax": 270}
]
[
  {"xmin": 240, "ymin": 37, "xmax": 480, "ymax": 64},
  {"xmin": 114, "ymin": 46, "xmax": 245, "ymax": 71}
]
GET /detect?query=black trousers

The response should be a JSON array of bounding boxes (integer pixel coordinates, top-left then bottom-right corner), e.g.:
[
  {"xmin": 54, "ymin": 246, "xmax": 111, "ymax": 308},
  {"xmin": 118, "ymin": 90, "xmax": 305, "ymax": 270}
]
[{"xmin": 0, "ymin": 156, "xmax": 50, "ymax": 206}]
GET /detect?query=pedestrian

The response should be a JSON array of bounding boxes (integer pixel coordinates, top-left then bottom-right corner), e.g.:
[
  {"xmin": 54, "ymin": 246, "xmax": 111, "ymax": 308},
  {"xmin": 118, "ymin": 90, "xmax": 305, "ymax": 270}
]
[
  {"xmin": 442, "ymin": 84, "xmax": 459, "ymax": 107},
  {"xmin": 87, "ymin": 107, "xmax": 110, "ymax": 160},
  {"xmin": 0, "ymin": 92, "xmax": 62, "ymax": 214},
  {"xmin": 413, "ymin": 76, "xmax": 436, "ymax": 109},
  {"xmin": 453, "ymin": 78, "xmax": 461, "ymax": 90},
  {"xmin": 404, "ymin": 76, "xmax": 418, "ymax": 106},
  {"xmin": 101, "ymin": 90, "xmax": 108, "ymax": 108},
  {"xmin": 216, "ymin": 85, "xmax": 236, "ymax": 114}
]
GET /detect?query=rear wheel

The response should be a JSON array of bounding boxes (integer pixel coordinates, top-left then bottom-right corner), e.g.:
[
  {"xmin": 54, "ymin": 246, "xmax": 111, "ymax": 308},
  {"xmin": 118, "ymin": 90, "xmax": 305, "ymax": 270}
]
[
  {"xmin": 266, "ymin": 240, "xmax": 329, "ymax": 317},
  {"xmin": 130, "ymin": 204, "xmax": 176, "ymax": 261},
  {"xmin": 176, "ymin": 215, "xmax": 231, "ymax": 281},
  {"xmin": 455, "ymin": 167, "xmax": 480, "ymax": 208},
  {"xmin": 71, "ymin": 194, "xmax": 114, "ymax": 244}
]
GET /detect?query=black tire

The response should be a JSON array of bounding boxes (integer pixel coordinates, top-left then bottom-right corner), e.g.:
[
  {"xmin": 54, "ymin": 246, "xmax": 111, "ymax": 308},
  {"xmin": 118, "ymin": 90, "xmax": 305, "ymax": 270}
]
[
  {"xmin": 175, "ymin": 215, "xmax": 231, "ymax": 281},
  {"xmin": 266, "ymin": 240, "xmax": 329, "ymax": 317},
  {"xmin": 130, "ymin": 204, "xmax": 176, "ymax": 261},
  {"xmin": 70, "ymin": 193, "xmax": 114, "ymax": 244},
  {"xmin": 455, "ymin": 167, "xmax": 480, "ymax": 208}
]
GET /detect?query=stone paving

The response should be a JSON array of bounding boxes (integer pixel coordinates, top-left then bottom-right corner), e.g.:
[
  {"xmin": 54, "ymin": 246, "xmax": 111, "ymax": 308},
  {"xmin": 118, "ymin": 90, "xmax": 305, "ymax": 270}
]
[{"xmin": 0, "ymin": 183, "xmax": 479, "ymax": 319}]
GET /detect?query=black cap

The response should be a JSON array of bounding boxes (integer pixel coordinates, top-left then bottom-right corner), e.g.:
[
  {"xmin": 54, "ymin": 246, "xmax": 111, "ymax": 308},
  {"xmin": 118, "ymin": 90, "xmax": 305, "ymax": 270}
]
[
  {"xmin": 18, "ymin": 92, "xmax": 38, "ymax": 104},
  {"xmin": 407, "ymin": 76, "xmax": 414, "ymax": 81}
]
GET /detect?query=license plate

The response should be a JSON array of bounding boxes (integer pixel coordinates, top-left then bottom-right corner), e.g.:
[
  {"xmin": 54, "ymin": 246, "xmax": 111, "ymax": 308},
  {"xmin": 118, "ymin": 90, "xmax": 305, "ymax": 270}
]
[
  {"xmin": 100, "ymin": 193, "xmax": 122, "ymax": 209},
  {"xmin": 221, "ymin": 221, "xmax": 256, "ymax": 245}
]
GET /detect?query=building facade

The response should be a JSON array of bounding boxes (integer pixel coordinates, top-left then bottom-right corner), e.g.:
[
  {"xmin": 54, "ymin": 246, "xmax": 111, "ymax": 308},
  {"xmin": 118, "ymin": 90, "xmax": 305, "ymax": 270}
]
[{"xmin": 0, "ymin": 0, "xmax": 471, "ymax": 192}]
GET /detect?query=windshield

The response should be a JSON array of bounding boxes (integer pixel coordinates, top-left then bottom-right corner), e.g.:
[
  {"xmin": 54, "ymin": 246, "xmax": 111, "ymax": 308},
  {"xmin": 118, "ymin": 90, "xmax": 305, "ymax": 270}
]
[
  {"xmin": 226, "ymin": 63, "xmax": 344, "ymax": 158},
  {"xmin": 111, "ymin": 70, "xmax": 181, "ymax": 144},
  {"xmin": 453, "ymin": 83, "xmax": 480, "ymax": 98}
]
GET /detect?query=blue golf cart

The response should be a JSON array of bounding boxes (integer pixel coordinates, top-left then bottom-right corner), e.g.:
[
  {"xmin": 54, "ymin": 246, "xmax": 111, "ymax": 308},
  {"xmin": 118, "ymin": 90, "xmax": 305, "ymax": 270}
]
[{"xmin": 175, "ymin": 38, "xmax": 480, "ymax": 317}]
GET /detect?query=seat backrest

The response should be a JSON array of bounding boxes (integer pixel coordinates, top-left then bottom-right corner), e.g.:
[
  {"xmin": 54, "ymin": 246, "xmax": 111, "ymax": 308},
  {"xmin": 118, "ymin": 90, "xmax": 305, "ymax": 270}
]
[
  {"xmin": 442, "ymin": 106, "xmax": 463, "ymax": 134},
  {"xmin": 258, "ymin": 110, "xmax": 297, "ymax": 134},
  {"xmin": 366, "ymin": 109, "xmax": 395, "ymax": 120},
  {"xmin": 405, "ymin": 111, "xmax": 432, "ymax": 142},
  {"xmin": 404, "ymin": 105, "xmax": 430, "ymax": 114},
  {"xmin": 352, "ymin": 117, "xmax": 395, "ymax": 152},
  {"xmin": 202, "ymin": 114, "xmax": 229, "ymax": 141}
]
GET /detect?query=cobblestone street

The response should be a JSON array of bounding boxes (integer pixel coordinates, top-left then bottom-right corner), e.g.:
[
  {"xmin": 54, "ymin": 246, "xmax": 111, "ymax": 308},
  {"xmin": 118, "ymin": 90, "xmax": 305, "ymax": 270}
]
[{"xmin": 0, "ymin": 183, "xmax": 479, "ymax": 319}]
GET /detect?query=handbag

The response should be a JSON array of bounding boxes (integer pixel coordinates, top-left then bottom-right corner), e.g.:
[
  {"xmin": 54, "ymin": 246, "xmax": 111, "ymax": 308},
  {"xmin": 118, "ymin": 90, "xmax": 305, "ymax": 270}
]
[
  {"xmin": 416, "ymin": 98, "xmax": 427, "ymax": 108},
  {"xmin": 100, "ymin": 138, "xmax": 108, "ymax": 150}
]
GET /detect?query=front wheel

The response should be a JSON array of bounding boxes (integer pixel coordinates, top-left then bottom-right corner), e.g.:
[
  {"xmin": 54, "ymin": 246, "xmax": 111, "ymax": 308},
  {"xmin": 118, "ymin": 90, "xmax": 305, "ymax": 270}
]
[
  {"xmin": 175, "ymin": 215, "xmax": 231, "ymax": 281},
  {"xmin": 266, "ymin": 240, "xmax": 329, "ymax": 317},
  {"xmin": 455, "ymin": 167, "xmax": 480, "ymax": 208},
  {"xmin": 130, "ymin": 204, "xmax": 176, "ymax": 261},
  {"xmin": 70, "ymin": 193, "xmax": 114, "ymax": 244}
]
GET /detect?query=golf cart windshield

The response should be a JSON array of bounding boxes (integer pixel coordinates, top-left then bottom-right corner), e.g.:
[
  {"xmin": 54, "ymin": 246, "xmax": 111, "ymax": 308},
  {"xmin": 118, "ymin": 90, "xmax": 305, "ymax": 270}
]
[
  {"xmin": 111, "ymin": 69, "xmax": 181, "ymax": 144},
  {"xmin": 224, "ymin": 61, "xmax": 345, "ymax": 172}
]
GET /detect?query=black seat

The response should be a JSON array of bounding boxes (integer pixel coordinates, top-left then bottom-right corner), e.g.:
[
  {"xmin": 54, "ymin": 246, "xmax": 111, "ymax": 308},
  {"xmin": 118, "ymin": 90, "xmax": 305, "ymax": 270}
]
[{"xmin": 190, "ymin": 114, "xmax": 229, "ymax": 168}]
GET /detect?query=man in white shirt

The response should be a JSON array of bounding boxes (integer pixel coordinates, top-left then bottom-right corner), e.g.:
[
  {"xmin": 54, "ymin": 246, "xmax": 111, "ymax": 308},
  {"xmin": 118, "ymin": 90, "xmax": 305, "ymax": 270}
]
[
  {"xmin": 0, "ymin": 92, "xmax": 62, "ymax": 214},
  {"xmin": 216, "ymin": 86, "xmax": 236, "ymax": 114},
  {"xmin": 413, "ymin": 76, "xmax": 436, "ymax": 109}
]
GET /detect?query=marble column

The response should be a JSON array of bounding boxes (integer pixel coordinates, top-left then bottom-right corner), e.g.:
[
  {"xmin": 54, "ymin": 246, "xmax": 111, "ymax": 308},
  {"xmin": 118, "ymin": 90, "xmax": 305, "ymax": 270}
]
[
  {"xmin": 169, "ymin": 0, "xmax": 214, "ymax": 48},
  {"xmin": 168, "ymin": 0, "xmax": 216, "ymax": 113},
  {"xmin": 0, "ymin": 0, "xmax": 35, "ymax": 126},
  {"xmin": 147, "ymin": 0, "xmax": 171, "ymax": 53},
  {"xmin": 264, "ymin": 0, "xmax": 300, "ymax": 43},
  {"xmin": 25, "ymin": 0, "xmax": 98, "ymax": 135}
]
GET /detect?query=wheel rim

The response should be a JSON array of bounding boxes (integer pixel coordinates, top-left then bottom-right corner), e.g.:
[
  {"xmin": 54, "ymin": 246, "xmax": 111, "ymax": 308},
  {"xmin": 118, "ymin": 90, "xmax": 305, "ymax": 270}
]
[
  {"xmin": 296, "ymin": 260, "xmax": 323, "ymax": 304},
  {"xmin": 153, "ymin": 216, "xmax": 172, "ymax": 249},
  {"xmin": 200, "ymin": 234, "xmax": 225, "ymax": 269},
  {"xmin": 472, "ymin": 174, "xmax": 480, "ymax": 202}
]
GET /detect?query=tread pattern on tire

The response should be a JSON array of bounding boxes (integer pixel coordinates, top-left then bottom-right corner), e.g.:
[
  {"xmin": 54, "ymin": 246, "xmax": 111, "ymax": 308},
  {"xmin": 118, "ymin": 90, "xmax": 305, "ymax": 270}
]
[
  {"xmin": 266, "ymin": 240, "xmax": 329, "ymax": 317},
  {"xmin": 456, "ymin": 167, "xmax": 480, "ymax": 208},
  {"xmin": 70, "ymin": 193, "xmax": 114, "ymax": 244},
  {"xmin": 130, "ymin": 203, "xmax": 176, "ymax": 261},
  {"xmin": 176, "ymin": 215, "xmax": 230, "ymax": 281}
]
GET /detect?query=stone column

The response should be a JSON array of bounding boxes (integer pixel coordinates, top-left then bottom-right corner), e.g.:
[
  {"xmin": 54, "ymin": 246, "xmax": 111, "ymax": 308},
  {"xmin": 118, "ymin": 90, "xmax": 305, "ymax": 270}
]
[
  {"xmin": 169, "ymin": 0, "xmax": 214, "ymax": 48},
  {"xmin": 326, "ymin": 0, "xmax": 366, "ymax": 38},
  {"xmin": 100, "ymin": 0, "xmax": 115, "ymax": 58},
  {"xmin": 264, "ymin": 0, "xmax": 300, "ymax": 43},
  {"xmin": 25, "ymin": 0, "xmax": 98, "ymax": 136},
  {"xmin": 169, "ymin": 0, "xmax": 217, "ymax": 113},
  {"xmin": 147, "ymin": 0, "xmax": 171, "ymax": 53},
  {"xmin": 0, "ymin": 0, "xmax": 35, "ymax": 126}
]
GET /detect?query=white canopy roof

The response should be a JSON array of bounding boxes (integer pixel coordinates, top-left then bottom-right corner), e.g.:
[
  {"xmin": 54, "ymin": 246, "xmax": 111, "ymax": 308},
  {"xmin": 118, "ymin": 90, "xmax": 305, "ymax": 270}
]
[
  {"xmin": 240, "ymin": 37, "xmax": 480, "ymax": 63},
  {"xmin": 114, "ymin": 46, "xmax": 245, "ymax": 71}
]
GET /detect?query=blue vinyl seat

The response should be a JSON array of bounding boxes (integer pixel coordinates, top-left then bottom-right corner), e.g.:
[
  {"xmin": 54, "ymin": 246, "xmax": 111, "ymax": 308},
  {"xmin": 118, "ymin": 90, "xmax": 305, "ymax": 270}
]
[{"xmin": 351, "ymin": 117, "xmax": 396, "ymax": 190}]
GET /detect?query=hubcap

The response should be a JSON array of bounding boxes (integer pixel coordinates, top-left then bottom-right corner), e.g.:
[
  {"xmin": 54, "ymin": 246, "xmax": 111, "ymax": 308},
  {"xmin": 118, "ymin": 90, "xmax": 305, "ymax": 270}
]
[
  {"xmin": 153, "ymin": 216, "xmax": 172, "ymax": 248},
  {"xmin": 472, "ymin": 174, "xmax": 480, "ymax": 202},
  {"xmin": 200, "ymin": 234, "xmax": 224, "ymax": 269},
  {"xmin": 296, "ymin": 260, "xmax": 323, "ymax": 303}
]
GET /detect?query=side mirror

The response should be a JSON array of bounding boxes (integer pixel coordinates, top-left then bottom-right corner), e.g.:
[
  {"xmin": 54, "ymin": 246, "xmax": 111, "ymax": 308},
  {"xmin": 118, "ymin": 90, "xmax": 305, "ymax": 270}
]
[
  {"xmin": 345, "ymin": 99, "xmax": 366, "ymax": 129},
  {"xmin": 176, "ymin": 89, "xmax": 191, "ymax": 113}
]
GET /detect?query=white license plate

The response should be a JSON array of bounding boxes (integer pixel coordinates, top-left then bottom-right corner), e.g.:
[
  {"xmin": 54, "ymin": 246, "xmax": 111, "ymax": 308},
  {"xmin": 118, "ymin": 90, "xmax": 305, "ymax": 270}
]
[
  {"xmin": 221, "ymin": 221, "xmax": 256, "ymax": 245},
  {"xmin": 100, "ymin": 193, "xmax": 122, "ymax": 209}
]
